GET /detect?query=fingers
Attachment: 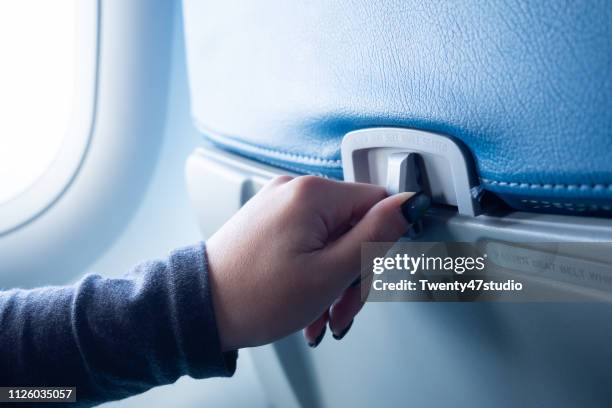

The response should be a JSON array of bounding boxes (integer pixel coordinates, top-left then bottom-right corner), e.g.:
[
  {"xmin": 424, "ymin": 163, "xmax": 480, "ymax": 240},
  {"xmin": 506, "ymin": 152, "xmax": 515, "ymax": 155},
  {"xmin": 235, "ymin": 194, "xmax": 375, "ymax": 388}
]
[
  {"xmin": 319, "ymin": 192, "xmax": 417, "ymax": 288},
  {"xmin": 303, "ymin": 310, "xmax": 329, "ymax": 348},
  {"xmin": 282, "ymin": 176, "xmax": 389, "ymax": 235},
  {"xmin": 262, "ymin": 176, "xmax": 390, "ymax": 241},
  {"xmin": 308, "ymin": 273, "xmax": 373, "ymax": 345},
  {"xmin": 328, "ymin": 284, "xmax": 362, "ymax": 339},
  {"xmin": 262, "ymin": 177, "xmax": 431, "ymax": 348},
  {"xmin": 303, "ymin": 288, "xmax": 361, "ymax": 347},
  {"xmin": 314, "ymin": 179, "xmax": 388, "ymax": 232}
]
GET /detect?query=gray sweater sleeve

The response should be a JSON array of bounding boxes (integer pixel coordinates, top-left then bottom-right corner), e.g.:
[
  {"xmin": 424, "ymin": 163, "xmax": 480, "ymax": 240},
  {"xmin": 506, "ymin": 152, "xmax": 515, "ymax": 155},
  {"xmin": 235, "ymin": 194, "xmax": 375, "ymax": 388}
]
[{"xmin": 0, "ymin": 242, "xmax": 237, "ymax": 407}]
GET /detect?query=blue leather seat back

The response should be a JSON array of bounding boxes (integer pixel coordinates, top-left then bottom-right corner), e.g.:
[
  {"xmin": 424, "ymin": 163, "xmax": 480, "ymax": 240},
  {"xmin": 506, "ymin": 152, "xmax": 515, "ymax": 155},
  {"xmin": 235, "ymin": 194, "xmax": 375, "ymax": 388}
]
[{"xmin": 183, "ymin": 0, "xmax": 612, "ymax": 214}]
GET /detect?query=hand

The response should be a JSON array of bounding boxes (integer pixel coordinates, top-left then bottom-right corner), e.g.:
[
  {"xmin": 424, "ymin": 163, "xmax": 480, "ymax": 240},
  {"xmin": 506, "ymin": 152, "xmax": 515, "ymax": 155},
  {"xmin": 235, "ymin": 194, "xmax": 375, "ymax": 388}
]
[{"xmin": 205, "ymin": 175, "xmax": 428, "ymax": 351}]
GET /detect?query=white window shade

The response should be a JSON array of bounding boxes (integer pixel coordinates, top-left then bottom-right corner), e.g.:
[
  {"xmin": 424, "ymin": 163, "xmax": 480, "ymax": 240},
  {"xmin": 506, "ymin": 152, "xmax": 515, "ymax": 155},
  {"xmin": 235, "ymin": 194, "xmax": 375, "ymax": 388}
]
[{"xmin": 0, "ymin": 0, "xmax": 97, "ymax": 233}]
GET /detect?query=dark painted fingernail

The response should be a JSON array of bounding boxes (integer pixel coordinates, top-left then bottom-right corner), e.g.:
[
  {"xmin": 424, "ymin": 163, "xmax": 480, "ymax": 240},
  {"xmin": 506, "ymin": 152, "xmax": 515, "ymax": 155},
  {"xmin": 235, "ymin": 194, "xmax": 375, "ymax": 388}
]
[
  {"xmin": 308, "ymin": 325, "xmax": 326, "ymax": 348},
  {"xmin": 349, "ymin": 277, "xmax": 362, "ymax": 288},
  {"xmin": 332, "ymin": 319, "xmax": 354, "ymax": 340},
  {"xmin": 401, "ymin": 192, "xmax": 431, "ymax": 225}
]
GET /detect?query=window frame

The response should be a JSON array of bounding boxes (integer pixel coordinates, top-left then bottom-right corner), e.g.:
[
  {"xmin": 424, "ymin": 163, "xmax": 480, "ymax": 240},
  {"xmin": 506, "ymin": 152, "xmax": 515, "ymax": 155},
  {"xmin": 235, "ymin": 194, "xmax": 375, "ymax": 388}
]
[{"xmin": 0, "ymin": 0, "xmax": 99, "ymax": 234}]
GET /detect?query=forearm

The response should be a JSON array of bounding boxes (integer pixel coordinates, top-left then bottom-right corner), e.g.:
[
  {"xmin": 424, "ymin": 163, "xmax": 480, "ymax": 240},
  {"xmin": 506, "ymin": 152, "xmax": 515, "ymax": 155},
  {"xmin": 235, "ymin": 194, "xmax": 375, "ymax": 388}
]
[{"xmin": 0, "ymin": 243, "xmax": 236, "ymax": 407}]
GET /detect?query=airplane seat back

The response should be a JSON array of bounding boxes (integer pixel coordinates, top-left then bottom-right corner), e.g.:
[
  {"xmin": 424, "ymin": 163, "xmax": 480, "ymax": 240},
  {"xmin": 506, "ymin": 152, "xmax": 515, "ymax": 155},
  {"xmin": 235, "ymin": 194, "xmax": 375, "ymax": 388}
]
[
  {"xmin": 183, "ymin": 0, "xmax": 612, "ymax": 216},
  {"xmin": 181, "ymin": 2, "xmax": 612, "ymax": 407}
]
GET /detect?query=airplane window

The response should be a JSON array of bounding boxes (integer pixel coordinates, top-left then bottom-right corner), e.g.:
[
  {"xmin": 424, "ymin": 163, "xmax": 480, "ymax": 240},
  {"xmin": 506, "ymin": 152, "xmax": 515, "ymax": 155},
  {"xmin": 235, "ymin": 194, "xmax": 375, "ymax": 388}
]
[{"xmin": 0, "ymin": 0, "xmax": 76, "ymax": 204}]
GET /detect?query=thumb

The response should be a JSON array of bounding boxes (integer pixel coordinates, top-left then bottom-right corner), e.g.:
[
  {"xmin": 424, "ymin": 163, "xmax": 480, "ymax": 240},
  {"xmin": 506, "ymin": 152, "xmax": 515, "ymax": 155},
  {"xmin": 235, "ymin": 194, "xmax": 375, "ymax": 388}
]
[{"xmin": 320, "ymin": 191, "xmax": 430, "ymax": 287}]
